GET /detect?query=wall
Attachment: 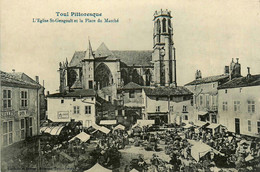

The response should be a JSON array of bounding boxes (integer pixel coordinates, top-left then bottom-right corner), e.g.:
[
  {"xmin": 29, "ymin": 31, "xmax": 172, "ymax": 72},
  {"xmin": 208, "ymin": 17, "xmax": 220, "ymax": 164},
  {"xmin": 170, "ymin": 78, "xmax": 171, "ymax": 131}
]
[
  {"xmin": 47, "ymin": 96, "xmax": 96, "ymax": 128},
  {"xmin": 218, "ymin": 86, "xmax": 260, "ymax": 137},
  {"xmin": 1, "ymin": 85, "xmax": 39, "ymax": 148}
]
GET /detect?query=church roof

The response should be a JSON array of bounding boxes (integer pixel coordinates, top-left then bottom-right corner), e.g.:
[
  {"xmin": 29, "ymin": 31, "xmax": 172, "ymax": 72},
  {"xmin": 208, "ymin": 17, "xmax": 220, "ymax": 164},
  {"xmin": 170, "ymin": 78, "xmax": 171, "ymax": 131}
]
[
  {"xmin": 69, "ymin": 51, "xmax": 86, "ymax": 67},
  {"xmin": 94, "ymin": 42, "xmax": 115, "ymax": 58},
  {"xmin": 112, "ymin": 50, "xmax": 152, "ymax": 66},
  {"xmin": 218, "ymin": 74, "xmax": 260, "ymax": 89},
  {"xmin": 185, "ymin": 75, "xmax": 229, "ymax": 86},
  {"xmin": 144, "ymin": 86, "xmax": 193, "ymax": 96}
]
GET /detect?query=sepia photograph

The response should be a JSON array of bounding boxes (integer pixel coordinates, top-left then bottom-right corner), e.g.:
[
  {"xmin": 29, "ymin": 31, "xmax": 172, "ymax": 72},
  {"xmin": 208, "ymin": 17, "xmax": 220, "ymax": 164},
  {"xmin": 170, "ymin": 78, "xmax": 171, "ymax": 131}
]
[{"xmin": 1, "ymin": 0, "xmax": 260, "ymax": 171}]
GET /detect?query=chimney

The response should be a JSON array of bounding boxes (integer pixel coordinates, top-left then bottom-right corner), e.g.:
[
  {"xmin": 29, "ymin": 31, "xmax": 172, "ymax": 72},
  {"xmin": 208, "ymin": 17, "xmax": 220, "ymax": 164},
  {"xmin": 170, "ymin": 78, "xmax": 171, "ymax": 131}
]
[
  {"xmin": 247, "ymin": 67, "xmax": 251, "ymax": 79},
  {"xmin": 12, "ymin": 69, "xmax": 15, "ymax": 73},
  {"xmin": 35, "ymin": 76, "xmax": 39, "ymax": 83},
  {"xmin": 224, "ymin": 66, "xmax": 229, "ymax": 75},
  {"xmin": 47, "ymin": 91, "xmax": 50, "ymax": 95}
]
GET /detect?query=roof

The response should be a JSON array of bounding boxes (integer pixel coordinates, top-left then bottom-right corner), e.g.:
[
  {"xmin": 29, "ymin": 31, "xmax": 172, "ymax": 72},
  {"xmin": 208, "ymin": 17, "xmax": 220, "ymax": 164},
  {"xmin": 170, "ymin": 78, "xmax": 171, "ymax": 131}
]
[
  {"xmin": 47, "ymin": 89, "xmax": 96, "ymax": 98},
  {"xmin": 111, "ymin": 50, "xmax": 152, "ymax": 66},
  {"xmin": 84, "ymin": 163, "xmax": 112, "ymax": 172},
  {"xmin": 218, "ymin": 74, "xmax": 260, "ymax": 89},
  {"xmin": 185, "ymin": 75, "xmax": 229, "ymax": 86},
  {"xmin": 1, "ymin": 70, "xmax": 41, "ymax": 89},
  {"xmin": 94, "ymin": 42, "xmax": 115, "ymax": 58},
  {"xmin": 144, "ymin": 86, "xmax": 193, "ymax": 96},
  {"xmin": 69, "ymin": 132, "xmax": 90, "ymax": 142},
  {"xmin": 121, "ymin": 82, "xmax": 143, "ymax": 90},
  {"xmin": 69, "ymin": 51, "xmax": 86, "ymax": 67}
]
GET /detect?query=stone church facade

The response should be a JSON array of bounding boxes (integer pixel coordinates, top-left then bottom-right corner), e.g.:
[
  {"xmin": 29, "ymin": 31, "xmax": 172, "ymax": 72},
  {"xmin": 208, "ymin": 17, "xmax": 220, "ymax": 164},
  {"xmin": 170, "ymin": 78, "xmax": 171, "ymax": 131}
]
[{"xmin": 58, "ymin": 9, "xmax": 177, "ymax": 101}]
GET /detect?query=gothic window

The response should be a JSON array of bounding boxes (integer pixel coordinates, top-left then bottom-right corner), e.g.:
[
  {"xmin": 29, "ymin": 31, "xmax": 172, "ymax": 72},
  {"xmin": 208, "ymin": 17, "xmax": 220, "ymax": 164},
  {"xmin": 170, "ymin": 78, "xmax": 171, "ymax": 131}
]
[
  {"xmin": 168, "ymin": 19, "xmax": 171, "ymax": 33},
  {"xmin": 156, "ymin": 19, "xmax": 161, "ymax": 43},
  {"xmin": 162, "ymin": 18, "xmax": 166, "ymax": 32}
]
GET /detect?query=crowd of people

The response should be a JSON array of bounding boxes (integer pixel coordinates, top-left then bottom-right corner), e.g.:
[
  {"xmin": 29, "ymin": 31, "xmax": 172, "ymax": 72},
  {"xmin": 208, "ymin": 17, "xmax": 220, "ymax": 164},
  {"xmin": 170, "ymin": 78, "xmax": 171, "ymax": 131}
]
[{"xmin": 127, "ymin": 123, "xmax": 260, "ymax": 172}]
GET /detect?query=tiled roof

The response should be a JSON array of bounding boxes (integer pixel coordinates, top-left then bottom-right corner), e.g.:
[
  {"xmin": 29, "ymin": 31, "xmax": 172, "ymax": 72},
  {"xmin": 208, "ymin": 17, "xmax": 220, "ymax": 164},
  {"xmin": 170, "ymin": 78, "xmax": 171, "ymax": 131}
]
[
  {"xmin": 1, "ymin": 71, "xmax": 40, "ymax": 88},
  {"xmin": 94, "ymin": 42, "xmax": 114, "ymax": 58},
  {"xmin": 185, "ymin": 75, "xmax": 229, "ymax": 86},
  {"xmin": 47, "ymin": 89, "xmax": 96, "ymax": 98},
  {"xmin": 111, "ymin": 50, "xmax": 152, "ymax": 66},
  {"xmin": 144, "ymin": 86, "xmax": 193, "ymax": 96},
  {"xmin": 218, "ymin": 74, "xmax": 260, "ymax": 89},
  {"xmin": 69, "ymin": 51, "xmax": 86, "ymax": 67}
]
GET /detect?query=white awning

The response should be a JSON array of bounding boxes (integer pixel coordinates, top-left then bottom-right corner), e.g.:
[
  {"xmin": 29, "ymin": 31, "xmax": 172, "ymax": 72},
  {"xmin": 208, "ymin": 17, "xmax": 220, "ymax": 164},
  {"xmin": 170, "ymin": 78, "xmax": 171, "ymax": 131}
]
[
  {"xmin": 84, "ymin": 163, "xmax": 112, "ymax": 172},
  {"xmin": 69, "ymin": 132, "xmax": 90, "ymax": 142},
  {"xmin": 206, "ymin": 123, "xmax": 221, "ymax": 129},
  {"xmin": 198, "ymin": 111, "xmax": 208, "ymax": 116},
  {"xmin": 188, "ymin": 140, "xmax": 223, "ymax": 162},
  {"xmin": 183, "ymin": 123, "xmax": 194, "ymax": 129},
  {"xmin": 98, "ymin": 126, "xmax": 110, "ymax": 134},
  {"xmin": 136, "ymin": 120, "xmax": 155, "ymax": 127},
  {"xmin": 100, "ymin": 120, "xmax": 117, "ymax": 125},
  {"xmin": 114, "ymin": 124, "xmax": 125, "ymax": 130},
  {"xmin": 40, "ymin": 126, "xmax": 65, "ymax": 136}
]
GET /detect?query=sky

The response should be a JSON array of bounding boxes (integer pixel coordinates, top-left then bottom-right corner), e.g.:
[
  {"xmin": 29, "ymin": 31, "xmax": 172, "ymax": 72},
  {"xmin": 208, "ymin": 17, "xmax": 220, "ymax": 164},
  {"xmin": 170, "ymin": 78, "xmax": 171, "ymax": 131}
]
[{"xmin": 1, "ymin": 0, "xmax": 260, "ymax": 93}]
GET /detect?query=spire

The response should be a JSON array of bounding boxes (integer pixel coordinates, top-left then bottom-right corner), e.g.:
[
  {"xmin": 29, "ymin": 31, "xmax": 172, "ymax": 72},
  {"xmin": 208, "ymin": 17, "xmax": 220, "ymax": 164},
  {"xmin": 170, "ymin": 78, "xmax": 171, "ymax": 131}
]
[{"xmin": 86, "ymin": 38, "xmax": 94, "ymax": 59}]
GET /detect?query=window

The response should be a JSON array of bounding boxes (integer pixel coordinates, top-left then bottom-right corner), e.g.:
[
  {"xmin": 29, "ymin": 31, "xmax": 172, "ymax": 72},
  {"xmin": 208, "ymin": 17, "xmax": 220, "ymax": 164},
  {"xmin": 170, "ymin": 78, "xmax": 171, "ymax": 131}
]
[
  {"xmin": 248, "ymin": 101, "xmax": 255, "ymax": 113},
  {"xmin": 200, "ymin": 96, "xmax": 203, "ymax": 105},
  {"xmin": 3, "ymin": 90, "xmax": 12, "ymax": 108},
  {"xmin": 29, "ymin": 117, "xmax": 33, "ymax": 137},
  {"xmin": 248, "ymin": 120, "xmax": 251, "ymax": 132},
  {"xmin": 85, "ymin": 120, "xmax": 92, "ymax": 128},
  {"xmin": 89, "ymin": 80, "xmax": 93, "ymax": 89},
  {"xmin": 21, "ymin": 90, "xmax": 28, "ymax": 108},
  {"xmin": 156, "ymin": 106, "xmax": 160, "ymax": 112},
  {"xmin": 212, "ymin": 84, "xmax": 215, "ymax": 88},
  {"xmin": 225, "ymin": 89, "xmax": 228, "ymax": 94},
  {"xmin": 170, "ymin": 106, "xmax": 174, "ymax": 112},
  {"xmin": 206, "ymin": 95, "xmax": 209, "ymax": 107},
  {"xmin": 156, "ymin": 97, "xmax": 159, "ymax": 101},
  {"xmin": 2, "ymin": 121, "xmax": 13, "ymax": 146},
  {"xmin": 129, "ymin": 90, "xmax": 135, "ymax": 98},
  {"xmin": 21, "ymin": 119, "xmax": 25, "ymax": 140},
  {"xmin": 73, "ymin": 106, "xmax": 80, "ymax": 114},
  {"xmin": 184, "ymin": 115, "xmax": 188, "ymax": 120},
  {"xmin": 234, "ymin": 101, "xmax": 240, "ymax": 112},
  {"xmin": 108, "ymin": 96, "xmax": 112, "ymax": 102},
  {"xmin": 182, "ymin": 105, "xmax": 187, "ymax": 112},
  {"xmin": 73, "ymin": 98, "xmax": 76, "ymax": 101},
  {"xmin": 258, "ymin": 121, "xmax": 260, "ymax": 134},
  {"xmin": 61, "ymin": 99, "xmax": 64, "ymax": 104},
  {"xmin": 211, "ymin": 114, "xmax": 217, "ymax": 123},
  {"xmin": 85, "ymin": 106, "xmax": 91, "ymax": 114},
  {"xmin": 162, "ymin": 18, "xmax": 166, "ymax": 32},
  {"xmin": 222, "ymin": 102, "xmax": 228, "ymax": 111}
]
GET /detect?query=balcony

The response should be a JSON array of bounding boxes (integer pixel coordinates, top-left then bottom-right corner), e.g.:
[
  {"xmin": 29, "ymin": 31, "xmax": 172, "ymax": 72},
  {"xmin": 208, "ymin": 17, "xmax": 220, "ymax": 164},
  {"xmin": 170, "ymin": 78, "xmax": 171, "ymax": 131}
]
[{"xmin": 1, "ymin": 110, "xmax": 29, "ymax": 120}]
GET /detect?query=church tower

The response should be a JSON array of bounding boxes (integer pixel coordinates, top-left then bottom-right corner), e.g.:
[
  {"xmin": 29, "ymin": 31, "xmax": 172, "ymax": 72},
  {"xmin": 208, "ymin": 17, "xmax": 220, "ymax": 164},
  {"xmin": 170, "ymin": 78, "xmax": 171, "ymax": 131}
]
[{"xmin": 152, "ymin": 9, "xmax": 176, "ymax": 87}]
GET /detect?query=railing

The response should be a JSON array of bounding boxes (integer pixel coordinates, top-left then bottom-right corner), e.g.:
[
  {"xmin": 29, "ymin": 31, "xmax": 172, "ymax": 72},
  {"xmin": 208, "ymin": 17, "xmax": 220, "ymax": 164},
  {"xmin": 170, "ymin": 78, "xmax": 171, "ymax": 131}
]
[{"xmin": 1, "ymin": 110, "xmax": 28, "ymax": 119}]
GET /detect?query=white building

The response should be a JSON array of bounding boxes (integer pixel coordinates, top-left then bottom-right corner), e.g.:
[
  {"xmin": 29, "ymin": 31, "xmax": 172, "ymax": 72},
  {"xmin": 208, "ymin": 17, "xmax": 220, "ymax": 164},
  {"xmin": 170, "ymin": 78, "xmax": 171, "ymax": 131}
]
[
  {"xmin": 218, "ymin": 73, "xmax": 260, "ymax": 137},
  {"xmin": 46, "ymin": 89, "xmax": 96, "ymax": 128}
]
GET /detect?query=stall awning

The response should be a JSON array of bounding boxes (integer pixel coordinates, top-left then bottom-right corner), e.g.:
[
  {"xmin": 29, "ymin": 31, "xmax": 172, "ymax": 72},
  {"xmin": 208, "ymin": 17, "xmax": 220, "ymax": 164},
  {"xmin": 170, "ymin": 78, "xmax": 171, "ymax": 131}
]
[
  {"xmin": 114, "ymin": 124, "xmax": 125, "ymax": 130},
  {"xmin": 198, "ymin": 111, "xmax": 208, "ymax": 116},
  {"xmin": 206, "ymin": 123, "xmax": 221, "ymax": 129},
  {"xmin": 40, "ymin": 126, "xmax": 65, "ymax": 136},
  {"xmin": 100, "ymin": 120, "xmax": 117, "ymax": 125},
  {"xmin": 69, "ymin": 132, "xmax": 90, "ymax": 142},
  {"xmin": 188, "ymin": 139, "xmax": 224, "ymax": 162},
  {"xmin": 84, "ymin": 163, "xmax": 112, "ymax": 172},
  {"xmin": 183, "ymin": 123, "xmax": 194, "ymax": 129},
  {"xmin": 98, "ymin": 126, "xmax": 110, "ymax": 134},
  {"xmin": 136, "ymin": 120, "xmax": 155, "ymax": 127}
]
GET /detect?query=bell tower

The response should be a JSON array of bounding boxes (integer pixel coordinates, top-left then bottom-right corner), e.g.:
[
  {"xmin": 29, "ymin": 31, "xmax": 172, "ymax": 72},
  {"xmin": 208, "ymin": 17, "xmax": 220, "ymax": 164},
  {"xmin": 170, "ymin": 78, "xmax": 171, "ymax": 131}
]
[{"xmin": 152, "ymin": 9, "xmax": 176, "ymax": 87}]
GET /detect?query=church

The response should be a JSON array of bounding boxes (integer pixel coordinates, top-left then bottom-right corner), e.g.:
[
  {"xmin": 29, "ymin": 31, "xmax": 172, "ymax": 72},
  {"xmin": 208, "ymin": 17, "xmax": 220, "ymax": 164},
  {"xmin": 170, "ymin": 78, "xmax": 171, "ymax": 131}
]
[{"xmin": 59, "ymin": 9, "xmax": 177, "ymax": 101}]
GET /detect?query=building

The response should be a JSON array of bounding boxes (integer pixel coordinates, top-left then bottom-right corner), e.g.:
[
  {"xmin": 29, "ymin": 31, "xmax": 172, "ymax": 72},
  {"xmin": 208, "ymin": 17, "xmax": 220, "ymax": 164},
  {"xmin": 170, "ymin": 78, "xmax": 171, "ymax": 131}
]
[
  {"xmin": 218, "ymin": 69, "xmax": 260, "ymax": 137},
  {"xmin": 46, "ymin": 89, "xmax": 96, "ymax": 128},
  {"xmin": 1, "ymin": 70, "xmax": 43, "ymax": 147},
  {"xmin": 185, "ymin": 58, "xmax": 241, "ymax": 125},
  {"xmin": 58, "ymin": 9, "xmax": 177, "ymax": 103},
  {"xmin": 117, "ymin": 82, "xmax": 193, "ymax": 125}
]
